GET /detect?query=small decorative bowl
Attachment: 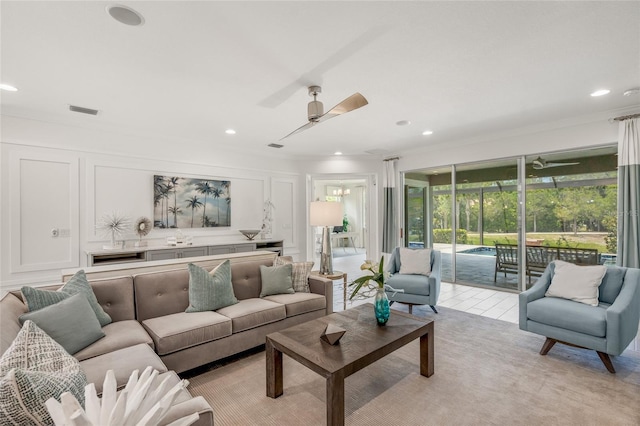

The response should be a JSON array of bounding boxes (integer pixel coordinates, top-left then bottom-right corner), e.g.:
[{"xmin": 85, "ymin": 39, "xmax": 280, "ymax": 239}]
[{"xmin": 239, "ymin": 229, "xmax": 261, "ymax": 241}]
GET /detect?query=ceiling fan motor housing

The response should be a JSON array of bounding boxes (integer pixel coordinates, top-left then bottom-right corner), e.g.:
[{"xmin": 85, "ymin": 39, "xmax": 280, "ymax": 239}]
[{"xmin": 308, "ymin": 100, "xmax": 324, "ymax": 121}]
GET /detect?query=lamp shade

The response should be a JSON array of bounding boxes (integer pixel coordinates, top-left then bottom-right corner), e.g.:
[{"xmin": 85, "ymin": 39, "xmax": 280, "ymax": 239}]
[{"xmin": 310, "ymin": 201, "xmax": 343, "ymax": 226}]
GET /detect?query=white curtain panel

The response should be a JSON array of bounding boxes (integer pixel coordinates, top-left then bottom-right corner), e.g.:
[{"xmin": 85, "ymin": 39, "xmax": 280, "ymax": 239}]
[
  {"xmin": 382, "ymin": 159, "xmax": 397, "ymax": 254},
  {"xmin": 617, "ymin": 117, "xmax": 640, "ymax": 268}
]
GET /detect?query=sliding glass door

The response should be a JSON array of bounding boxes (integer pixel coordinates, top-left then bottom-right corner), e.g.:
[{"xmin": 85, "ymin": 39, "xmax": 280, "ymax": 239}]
[{"xmin": 403, "ymin": 145, "xmax": 618, "ymax": 292}]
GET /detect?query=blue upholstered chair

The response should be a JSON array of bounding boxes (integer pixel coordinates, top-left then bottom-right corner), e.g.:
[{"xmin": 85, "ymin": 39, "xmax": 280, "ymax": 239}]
[
  {"xmin": 519, "ymin": 262, "xmax": 640, "ymax": 373},
  {"xmin": 385, "ymin": 248, "xmax": 441, "ymax": 314}
]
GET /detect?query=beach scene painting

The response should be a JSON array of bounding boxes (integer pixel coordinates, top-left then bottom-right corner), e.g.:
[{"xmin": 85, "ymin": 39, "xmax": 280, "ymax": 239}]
[{"xmin": 153, "ymin": 175, "xmax": 230, "ymax": 228}]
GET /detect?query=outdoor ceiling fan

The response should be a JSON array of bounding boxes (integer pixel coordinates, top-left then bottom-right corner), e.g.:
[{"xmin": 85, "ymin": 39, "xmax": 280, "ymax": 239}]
[
  {"xmin": 280, "ymin": 86, "xmax": 368, "ymax": 140},
  {"xmin": 531, "ymin": 156, "xmax": 580, "ymax": 170}
]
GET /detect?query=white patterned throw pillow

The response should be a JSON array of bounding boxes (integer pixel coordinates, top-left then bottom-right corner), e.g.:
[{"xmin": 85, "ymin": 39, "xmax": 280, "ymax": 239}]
[{"xmin": 0, "ymin": 320, "xmax": 87, "ymax": 425}]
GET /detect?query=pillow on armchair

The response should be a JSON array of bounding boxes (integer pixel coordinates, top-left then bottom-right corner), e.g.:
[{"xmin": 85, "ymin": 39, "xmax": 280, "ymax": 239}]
[
  {"xmin": 399, "ymin": 248, "xmax": 432, "ymax": 276},
  {"xmin": 545, "ymin": 260, "xmax": 607, "ymax": 306}
]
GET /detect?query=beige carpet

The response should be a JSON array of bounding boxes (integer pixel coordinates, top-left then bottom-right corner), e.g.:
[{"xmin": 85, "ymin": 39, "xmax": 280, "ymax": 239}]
[{"xmin": 184, "ymin": 307, "xmax": 640, "ymax": 425}]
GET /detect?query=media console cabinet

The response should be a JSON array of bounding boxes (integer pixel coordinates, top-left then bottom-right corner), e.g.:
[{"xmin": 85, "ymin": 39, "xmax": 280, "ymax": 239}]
[{"xmin": 85, "ymin": 239, "xmax": 283, "ymax": 266}]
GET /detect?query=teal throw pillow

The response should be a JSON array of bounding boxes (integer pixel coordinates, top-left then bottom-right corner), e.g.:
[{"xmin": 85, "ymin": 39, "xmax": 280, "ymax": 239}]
[
  {"xmin": 0, "ymin": 320, "xmax": 87, "ymax": 425},
  {"xmin": 260, "ymin": 264, "xmax": 295, "ymax": 297},
  {"xmin": 21, "ymin": 269, "xmax": 112, "ymax": 327},
  {"xmin": 186, "ymin": 261, "xmax": 238, "ymax": 312},
  {"xmin": 19, "ymin": 293, "xmax": 105, "ymax": 355}
]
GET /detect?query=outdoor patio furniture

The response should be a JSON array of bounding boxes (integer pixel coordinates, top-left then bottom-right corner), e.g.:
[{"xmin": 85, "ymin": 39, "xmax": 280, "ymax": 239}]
[
  {"xmin": 385, "ymin": 248, "xmax": 441, "ymax": 314},
  {"xmin": 519, "ymin": 262, "xmax": 640, "ymax": 373},
  {"xmin": 495, "ymin": 244, "xmax": 599, "ymax": 283}
]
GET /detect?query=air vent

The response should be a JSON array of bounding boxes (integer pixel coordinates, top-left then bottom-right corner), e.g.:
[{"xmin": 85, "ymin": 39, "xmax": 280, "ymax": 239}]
[
  {"xmin": 69, "ymin": 105, "xmax": 99, "ymax": 116},
  {"xmin": 268, "ymin": 143, "xmax": 284, "ymax": 149}
]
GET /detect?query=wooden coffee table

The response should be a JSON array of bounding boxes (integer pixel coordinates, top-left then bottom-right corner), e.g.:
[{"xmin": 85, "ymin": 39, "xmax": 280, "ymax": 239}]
[{"xmin": 266, "ymin": 304, "xmax": 434, "ymax": 425}]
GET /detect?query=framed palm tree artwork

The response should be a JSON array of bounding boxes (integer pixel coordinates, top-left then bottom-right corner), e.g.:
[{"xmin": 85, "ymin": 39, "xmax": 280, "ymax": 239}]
[{"xmin": 153, "ymin": 175, "xmax": 231, "ymax": 228}]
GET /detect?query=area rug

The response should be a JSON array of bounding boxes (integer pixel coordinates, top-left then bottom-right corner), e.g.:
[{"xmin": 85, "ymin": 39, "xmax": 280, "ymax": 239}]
[{"xmin": 185, "ymin": 307, "xmax": 640, "ymax": 425}]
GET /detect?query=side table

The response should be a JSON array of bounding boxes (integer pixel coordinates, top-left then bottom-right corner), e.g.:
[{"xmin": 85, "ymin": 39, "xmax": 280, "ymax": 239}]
[{"xmin": 311, "ymin": 270, "xmax": 347, "ymax": 311}]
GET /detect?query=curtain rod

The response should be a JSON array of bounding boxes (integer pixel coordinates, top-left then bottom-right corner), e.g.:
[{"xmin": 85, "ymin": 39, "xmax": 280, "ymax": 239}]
[
  {"xmin": 383, "ymin": 156, "xmax": 400, "ymax": 161},
  {"xmin": 613, "ymin": 113, "xmax": 640, "ymax": 121}
]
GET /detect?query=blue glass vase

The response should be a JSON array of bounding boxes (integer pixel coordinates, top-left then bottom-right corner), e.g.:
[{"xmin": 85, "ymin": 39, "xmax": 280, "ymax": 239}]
[{"xmin": 374, "ymin": 288, "xmax": 390, "ymax": 325}]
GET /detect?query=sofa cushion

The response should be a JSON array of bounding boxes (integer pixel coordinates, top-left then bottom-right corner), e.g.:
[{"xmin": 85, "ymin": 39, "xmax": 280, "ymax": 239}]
[
  {"xmin": 216, "ymin": 298, "xmax": 286, "ymax": 333},
  {"xmin": 545, "ymin": 260, "xmax": 606, "ymax": 306},
  {"xmin": 387, "ymin": 273, "xmax": 431, "ymax": 296},
  {"xmin": 0, "ymin": 320, "xmax": 87, "ymax": 425},
  {"xmin": 274, "ymin": 257, "xmax": 314, "ymax": 292},
  {"xmin": 186, "ymin": 261, "xmax": 238, "ymax": 312},
  {"xmin": 259, "ymin": 264, "xmax": 294, "ymax": 297},
  {"xmin": 599, "ymin": 266, "xmax": 627, "ymax": 304},
  {"xmin": 80, "ymin": 343, "xmax": 167, "ymax": 395},
  {"xmin": 21, "ymin": 269, "xmax": 112, "ymax": 326},
  {"xmin": 263, "ymin": 293, "xmax": 326, "ymax": 317},
  {"xmin": 19, "ymin": 293, "xmax": 105, "ymax": 355},
  {"xmin": 142, "ymin": 311, "xmax": 232, "ymax": 356},
  {"xmin": 527, "ymin": 297, "xmax": 607, "ymax": 337},
  {"xmin": 399, "ymin": 247, "xmax": 432, "ymax": 276},
  {"xmin": 74, "ymin": 320, "xmax": 154, "ymax": 362}
]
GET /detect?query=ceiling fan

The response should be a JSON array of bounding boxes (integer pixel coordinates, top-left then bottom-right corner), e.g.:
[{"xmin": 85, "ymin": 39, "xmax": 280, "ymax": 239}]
[
  {"xmin": 280, "ymin": 86, "xmax": 368, "ymax": 140},
  {"xmin": 532, "ymin": 156, "xmax": 580, "ymax": 170}
]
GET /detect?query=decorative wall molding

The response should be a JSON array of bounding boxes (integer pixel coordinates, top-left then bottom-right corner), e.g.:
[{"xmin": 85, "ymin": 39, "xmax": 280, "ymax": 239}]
[{"xmin": 9, "ymin": 150, "xmax": 79, "ymax": 273}]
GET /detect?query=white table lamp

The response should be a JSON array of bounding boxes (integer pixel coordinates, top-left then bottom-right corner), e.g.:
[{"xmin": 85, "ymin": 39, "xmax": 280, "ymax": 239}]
[{"xmin": 310, "ymin": 201, "xmax": 343, "ymax": 274}]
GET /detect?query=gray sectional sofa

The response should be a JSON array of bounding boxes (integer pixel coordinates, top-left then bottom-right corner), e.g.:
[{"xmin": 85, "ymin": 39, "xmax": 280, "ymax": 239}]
[{"xmin": 1, "ymin": 253, "xmax": 333, "ymax": 425}]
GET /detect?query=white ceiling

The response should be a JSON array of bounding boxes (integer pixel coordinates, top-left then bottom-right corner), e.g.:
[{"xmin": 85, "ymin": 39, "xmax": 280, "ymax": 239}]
[{"xmin": 1, "ymin": 1, "xmax": 639, "ymax": 159}]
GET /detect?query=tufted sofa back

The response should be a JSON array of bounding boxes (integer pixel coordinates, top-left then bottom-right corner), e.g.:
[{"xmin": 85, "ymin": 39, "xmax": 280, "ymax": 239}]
[
  {"xmin": 133, "ymin": 258, "xmax": 275, "ymax": 321},
  {"xmin": 1, "ymin": 276, "xmax": 134, "ymax": 355}
]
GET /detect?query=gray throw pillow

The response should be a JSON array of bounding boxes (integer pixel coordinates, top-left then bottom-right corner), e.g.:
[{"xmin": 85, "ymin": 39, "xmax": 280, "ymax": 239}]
[
  {"xmin": 186, "ymin": 261, "xmax": 239, "ymax": 312},
  {"xmin": 21, "ymin": 269, "xmax": 112, "ymax": 327},
  {"xmin": 0, "ymin": 320, "xmax": 87, "ymax": 425},
  {"xmin": 19, "ymin": 293, "xmax": 105, "ymax": 355},
  {"xmin": 260, "ymin": 264, "xmax": 295, "ymax": 297}
]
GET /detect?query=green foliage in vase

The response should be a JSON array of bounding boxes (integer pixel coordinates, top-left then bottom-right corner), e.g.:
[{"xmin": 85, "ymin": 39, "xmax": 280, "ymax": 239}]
[{"xmin": 349, "ymin": 256, "xmax": 389, "ymax": 300}]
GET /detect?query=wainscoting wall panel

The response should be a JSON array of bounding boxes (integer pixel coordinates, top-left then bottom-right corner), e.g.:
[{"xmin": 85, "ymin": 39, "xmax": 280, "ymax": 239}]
[
  {"xmin": 272, "ymin": 177, "xmax": 296, "ymax": 249},
  {"xmin": 10, "ymin": 151, "xmax": 79, "ymax": 273}
]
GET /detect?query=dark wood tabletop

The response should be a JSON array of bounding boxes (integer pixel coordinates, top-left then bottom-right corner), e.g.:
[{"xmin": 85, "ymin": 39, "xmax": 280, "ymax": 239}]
[{"xmin": 266, "ymin": 303, "xmax": 434, "ymax": 425}]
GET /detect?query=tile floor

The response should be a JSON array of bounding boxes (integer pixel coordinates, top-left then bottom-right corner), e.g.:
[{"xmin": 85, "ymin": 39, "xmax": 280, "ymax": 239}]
[{"xmin": 331, "ymin": 250, "xmax": 518, "ymax": 323}]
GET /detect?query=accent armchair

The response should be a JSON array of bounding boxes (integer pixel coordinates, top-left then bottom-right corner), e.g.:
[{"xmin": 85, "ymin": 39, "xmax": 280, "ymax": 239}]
[
  {"xmin": 385, "ymin": 247, "xmax": 441, "ymax": 314},
  {"xmin": 519, "ymin": 262, "xmax": 640, "ymax": 373}
]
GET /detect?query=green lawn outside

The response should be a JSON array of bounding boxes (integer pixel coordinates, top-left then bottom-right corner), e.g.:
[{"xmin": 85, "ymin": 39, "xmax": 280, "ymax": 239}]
[{"xmin": 465, "ymin": 232, "xmax": 611, "ymax": 253}]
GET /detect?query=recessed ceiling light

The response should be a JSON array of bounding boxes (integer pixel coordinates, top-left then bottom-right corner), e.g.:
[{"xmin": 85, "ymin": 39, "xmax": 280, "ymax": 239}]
[
  {"xmin": 422, "ymin": 130, "xmax": 433, "ymax": 136},
  {"xmin": 0, "ymin": 83, "xmax": 18, "ymax": 92},
  {"xmin": 396, "ymin": 120, "xmax": 411, "ymax": 126},
  {"xmin": 106, "ymin": 4, "xmax": 145, "ymax": 26},
  {"xmin": 225, "ymin": 129, "xmax": 236, "ymax": 135},
  {"xmin": 623, "ymin": 88, "xmax": 640, "ymax": 96},
  {"xmin": 334, "ymin": 152, "xmax": 343, "ymax": 156},
  {"xmin": 590, "ymin": 89, "xmax": 610, "ymax": 97}
]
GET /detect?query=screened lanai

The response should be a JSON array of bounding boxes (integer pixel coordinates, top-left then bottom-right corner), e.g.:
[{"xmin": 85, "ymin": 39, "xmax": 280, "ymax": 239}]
[{"xmin": 404, "ymin": 145, "xmax": 618, "ymax": 292}]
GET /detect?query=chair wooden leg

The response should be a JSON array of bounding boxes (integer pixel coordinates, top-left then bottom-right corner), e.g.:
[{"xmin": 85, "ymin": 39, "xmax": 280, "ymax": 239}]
[
  {"xmin": 430, "ymin": 305, "xmax": 438, "ymax": 314},
  {"xmin": 540, "ymin": 337, "xmax": 557, "ymax": 355},
  {"xmin": 597, "ymin": 351, "xmax": 616, "ymax": 373}
]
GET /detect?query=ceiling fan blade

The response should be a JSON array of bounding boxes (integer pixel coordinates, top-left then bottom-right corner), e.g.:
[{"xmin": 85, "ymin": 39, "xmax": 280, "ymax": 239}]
[
  {"xmin": 279, "ymin": 120, "xmax": 317, "ymax": 141},
  {"xmin": 317, "ymin": 93, "xmax": 368, "ymax": 123},
  {"xmin": 545, "ymin": 162, "xmax": 580, "ymax": 168}
]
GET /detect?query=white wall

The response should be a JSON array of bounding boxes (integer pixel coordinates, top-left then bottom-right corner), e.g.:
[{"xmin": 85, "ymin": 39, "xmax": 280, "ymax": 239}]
[
  {"xmin": 398, "ymin": 115, "xmax": 620, "ymax": 172},
  {"xmin": 1, "ymin": 113, "xmax": 624, "ymax": 291},
  {"xmin": 0, "ymin": 117, "xmax": 303, "ymax": 291}
]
